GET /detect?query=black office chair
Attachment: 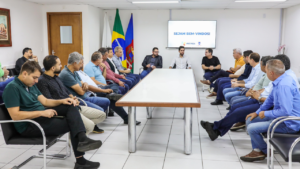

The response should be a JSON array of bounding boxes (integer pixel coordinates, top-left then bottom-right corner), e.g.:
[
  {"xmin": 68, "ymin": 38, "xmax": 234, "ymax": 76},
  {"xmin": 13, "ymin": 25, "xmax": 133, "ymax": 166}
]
[
  {"xmin": 7, "ymin": 68, "xmax": 18, "ymax": 77},
  {"xmin": 0, "ymin": 104, "xmax": 71, "ymax": 169},
  {"xmin": 266, "ymin": 117, "xmax": 300, "ymax": 169}
]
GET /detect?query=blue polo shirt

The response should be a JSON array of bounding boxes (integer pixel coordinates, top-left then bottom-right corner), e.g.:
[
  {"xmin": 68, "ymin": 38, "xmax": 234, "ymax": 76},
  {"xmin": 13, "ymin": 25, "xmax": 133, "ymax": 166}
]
[
  {"xmin": 84, "ymin": 61, "xmax": 106, "ymax": 85},
  {"xmin": 59, "ymin": 66, "xmax": 89, "ymax": 99}
]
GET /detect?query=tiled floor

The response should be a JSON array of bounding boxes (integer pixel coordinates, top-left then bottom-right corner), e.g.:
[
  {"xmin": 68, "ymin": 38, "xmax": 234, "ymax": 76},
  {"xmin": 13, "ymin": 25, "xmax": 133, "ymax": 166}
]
[{"xmin": 0, "ymin": 88, "xmax": 298, "ymax": 169}]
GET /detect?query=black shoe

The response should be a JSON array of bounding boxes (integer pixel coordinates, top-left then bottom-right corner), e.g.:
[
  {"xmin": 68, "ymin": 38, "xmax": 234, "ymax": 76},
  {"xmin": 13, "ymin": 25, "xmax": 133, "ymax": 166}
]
[
  {"xmin": 211, "ymin": 100, "xmax": 223, "ymax": 105},
  {"xmin": 93, "ymin": 126, "xmax": 104, "ymax": 134},
  {"xmin": 108, "ymin": 109, "xmax": 115, "ymax": 116},
  {"xmin": 124, "ymin": 120, "xmax": 141, "ymax": 125},
  {"xmin": 226, "ymin": 105, "xmax": 231, "ymax": 110},
  {"xmin": 74, "ymin": 160, "xmax": 100, "ymax": 169},
  {"xmin": 201, "ymin": 120, "xmax": 219, "ymax": 141},
  {"xmin": 106, "ymin": 93, "xmax": 123, "ymax": 101},
  {"xmin": 77, "ymin": 139, "xmax": 102, "ymax": 152},
  {"xmin": 200, "ymin": 120, "xmax": 213, "ymax": 130}
]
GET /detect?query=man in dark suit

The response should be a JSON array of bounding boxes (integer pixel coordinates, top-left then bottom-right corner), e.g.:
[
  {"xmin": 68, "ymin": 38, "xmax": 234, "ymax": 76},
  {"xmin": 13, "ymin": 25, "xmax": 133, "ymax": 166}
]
[{"xmin": 140, "ymin": 47, "xmax": 163, "ymax": 79}]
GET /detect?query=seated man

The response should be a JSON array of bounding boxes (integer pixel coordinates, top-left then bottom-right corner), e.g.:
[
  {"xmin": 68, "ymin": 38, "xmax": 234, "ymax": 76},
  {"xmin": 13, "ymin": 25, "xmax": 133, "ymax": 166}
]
[
  {"xmin": 15, "ymin": 47, "xmax": 38, "ymax": 75},
  {"xmin": 169, "ymin": 46, "xmax": 191, "ymax": 69},
  {"xmin": 229, "ymin": 56, "xmax": 273, "ymax": 108},
  {"xmin": 112, "ymin": 46, "xmax": 140, "ymax": 83},
  {"xmin": 84, "ymin": 51, "xmax": 128, "ymax": 95},
  {"xmin": 240, "ymin": 59, "xmax": 300, "ymax": 162},
  {"xmin": 201, "ymin": 48, "xmax": 220, "ymax": 80},
  {"xmin": 200, "ymin": 48, "xmax": 245, "ymax": 87},
  {"xmin": 37, "ymin": 55, "xmax": 106, "ymax": 134},
  {"xmin": 140, "ymin": 47, "xmax": 163, "ymax": 79},
  {"xmin": 200, "ymin": 56, "xmax": 273, "ymax": 141},
  {"xmin": 98, "ymin": 48, "xmax": 134, "ymax": 90},
  {"xmin": 60, "ymin": 52, "xmax": 140, "ymax": 125},
  {"xmin": 222, "ymin": 53, "xmax": 264, "ymax": 105},
  {"xmin": 3, "ymin": 61, "xmax": 101, "ymax": 169},
  {"xmin": 207, "ymin": 50, "xmax": 253, "ymax": 103}
]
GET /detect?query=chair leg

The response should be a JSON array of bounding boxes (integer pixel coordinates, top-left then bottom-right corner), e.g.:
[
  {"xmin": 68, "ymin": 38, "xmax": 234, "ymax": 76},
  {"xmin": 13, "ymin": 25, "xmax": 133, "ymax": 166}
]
[{"xmin": 14, "ymin": 134, "xmax": 71, "ymax": 169}]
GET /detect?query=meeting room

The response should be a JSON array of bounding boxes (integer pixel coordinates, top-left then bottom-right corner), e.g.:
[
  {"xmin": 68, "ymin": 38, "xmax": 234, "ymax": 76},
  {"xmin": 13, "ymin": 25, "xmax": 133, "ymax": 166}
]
[{"xmin": 0, "ymin": 0, "xmax": 300, "ymax": 169}]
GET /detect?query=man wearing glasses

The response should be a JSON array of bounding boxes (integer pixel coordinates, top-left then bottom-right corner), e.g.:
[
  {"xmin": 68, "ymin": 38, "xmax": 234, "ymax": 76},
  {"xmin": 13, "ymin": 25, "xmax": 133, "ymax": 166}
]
[{"xmin": 140, "ymin": 47, "xmax": 163, "ymax": 79}]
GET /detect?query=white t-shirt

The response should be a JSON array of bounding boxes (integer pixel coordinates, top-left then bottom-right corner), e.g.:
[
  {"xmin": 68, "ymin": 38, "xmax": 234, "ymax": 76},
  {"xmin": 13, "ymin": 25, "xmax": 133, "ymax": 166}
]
[
  {"xmin": 76, "ymin": 70, "xmax": 98, "ymax": 88},
  {"xmin": 107, "ymin": 57, "xmax": 119, "ymax": 74}
]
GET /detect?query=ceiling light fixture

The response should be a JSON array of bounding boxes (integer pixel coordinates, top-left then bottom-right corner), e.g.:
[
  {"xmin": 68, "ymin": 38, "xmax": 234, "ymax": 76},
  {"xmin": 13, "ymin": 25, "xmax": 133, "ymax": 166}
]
[
  {"xmin": 132, "ymin": 1, "xmax": 179, "ymax": 4},
  {"xmin": 235, "ymin": 0, "xmax": 286, "ymax": 2}
]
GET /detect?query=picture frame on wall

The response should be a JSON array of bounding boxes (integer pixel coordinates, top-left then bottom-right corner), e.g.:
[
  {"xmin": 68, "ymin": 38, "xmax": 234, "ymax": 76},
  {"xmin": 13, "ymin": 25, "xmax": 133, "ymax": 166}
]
[{"xmin": 0, "ymin": 8, "xmax": 12, "ymax": 47}]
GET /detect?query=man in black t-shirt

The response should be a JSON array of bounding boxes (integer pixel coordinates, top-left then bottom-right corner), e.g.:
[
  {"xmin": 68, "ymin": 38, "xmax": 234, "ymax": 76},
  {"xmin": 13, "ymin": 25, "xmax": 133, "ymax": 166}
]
[
  {"xmin": 201, "ymin": 48, "xmax": 221, "ymax": 80},
  {"xmin": 15, "ymin": 47, "xmax": 39, "ymax": 75}
]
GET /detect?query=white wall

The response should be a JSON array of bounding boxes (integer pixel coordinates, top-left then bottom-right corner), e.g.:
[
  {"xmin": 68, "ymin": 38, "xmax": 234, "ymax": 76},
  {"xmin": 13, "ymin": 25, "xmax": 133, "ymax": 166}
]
[
  {"xmin": 0, "ymin": 0, "xmax": 43, "ymax": 68},
  {"xmin": 42, "ymin": 5, "xmax": 103, "ymax": 65},
  {"xmin": 104, "ymin": 9, "xmax": 281, "ymax": 84},
  {"xmin": 283, "ymin": 4, "xmax": 300, "ymax": 77}
]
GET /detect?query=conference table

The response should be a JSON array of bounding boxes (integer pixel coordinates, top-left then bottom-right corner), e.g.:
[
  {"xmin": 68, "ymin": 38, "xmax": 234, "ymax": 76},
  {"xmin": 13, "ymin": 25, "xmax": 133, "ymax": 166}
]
[{"xmin": 116, "ymin": 69, "xmax": 201, "ymax": 155}]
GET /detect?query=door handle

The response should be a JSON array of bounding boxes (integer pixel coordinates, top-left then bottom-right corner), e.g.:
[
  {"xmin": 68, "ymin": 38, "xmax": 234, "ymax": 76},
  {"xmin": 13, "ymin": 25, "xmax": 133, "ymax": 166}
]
[{"xmin": 52, "ymin": 50, "xmax": 55, "ymax": 55}]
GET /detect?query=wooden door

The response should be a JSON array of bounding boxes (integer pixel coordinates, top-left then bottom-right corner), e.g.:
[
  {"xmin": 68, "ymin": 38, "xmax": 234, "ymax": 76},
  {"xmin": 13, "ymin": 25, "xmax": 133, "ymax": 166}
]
[{"xmin": 47, "ymin": 12, "xmax": 82, "ymax": 67}]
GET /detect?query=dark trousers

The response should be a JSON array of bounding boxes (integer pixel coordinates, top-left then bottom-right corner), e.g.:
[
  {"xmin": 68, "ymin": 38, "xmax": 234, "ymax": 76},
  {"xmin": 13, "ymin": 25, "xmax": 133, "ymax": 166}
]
[
  {"xmin": 216, "ymin": 79, "xmax": 232, "ymax": 101},
  {"xmin": 213, "ymin": 77, "xmax": 231, "ymax": 93},
  {"xmin": 94, "ymin": 93, "xmax": 129, "ymax": 121},
  {"xmin": 120, "ymin": 79, "xmax": 133, "ymax": 89},
  {"xmin": 213, "ymin": 99, "xmax": 260, "ymax": 136},
  {"xmin": 21, "ymin": 105, "xmax": 86, "ymax": 157},
  {"xmin": 101, "ymin": 83, "xmax": 120, "ymax": 94},
  {"xmin": 209, "ymin": 70, "xmax": 232, "ymax": 86}
]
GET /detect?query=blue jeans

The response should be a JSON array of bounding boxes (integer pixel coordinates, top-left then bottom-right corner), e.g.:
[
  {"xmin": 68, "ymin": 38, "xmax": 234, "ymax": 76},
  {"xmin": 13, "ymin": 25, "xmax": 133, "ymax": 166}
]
[
  {"xmin": 140, "ymin": 70, "xmax": 151, "ymax": 79},
  {"xmin": 204, "ymin": 71, "xmax": 219, "ymax": 80},
  {"xmin": 82, "ymin": 96, "xmax": 110, "ymax": 112},
  {"xmin": 118, "ymin": 84, "xmax": 129, "ymax": 94},
  {"xmin": 223, "ymin": 87, "xmax": 242, "ymax": 102},
  {"xmin": 126, "ymin": 73, "xmax": 140, "ymax": 86},
  {"xmin": 208, "ymin": 70, "xmax": 231, "ymax": 88},
  {"xmin": 0, "ymin": 77, "xmax": 15, "ymax": 103},
  {"xmin": 120, "ymin": 79, "xmax": 133, "ymax": 89},
  {"xmin": 230, "ymin": 95, "xmax": 249, "ymax": 106},
  {"xmin": 215, "ymin": 78, "xmax": 232, "ymax": 101},
  {"xmin": 246, "ymin": 116, "xmax": 298, "ymax": 154},
  {"xmin": 213, "ymin": 99, "xmax": 260, "ymax": 136}
]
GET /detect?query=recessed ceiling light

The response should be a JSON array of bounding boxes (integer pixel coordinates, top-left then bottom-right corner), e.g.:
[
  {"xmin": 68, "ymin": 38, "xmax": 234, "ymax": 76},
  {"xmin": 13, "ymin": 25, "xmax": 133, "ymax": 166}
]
[
  {"xmin": 235, "ymin": 0, "xmax": 286, "ymax": 2},
  {"xmin": 132, "ymin": 1, "xmax": 179, "ymax": 3}
]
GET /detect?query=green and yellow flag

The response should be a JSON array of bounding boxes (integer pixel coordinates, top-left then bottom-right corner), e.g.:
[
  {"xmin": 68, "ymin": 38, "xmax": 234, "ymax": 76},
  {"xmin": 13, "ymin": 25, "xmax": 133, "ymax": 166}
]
[{"xmin": 112, "ymin": 9, "xmax": 126, "ymax": 68}]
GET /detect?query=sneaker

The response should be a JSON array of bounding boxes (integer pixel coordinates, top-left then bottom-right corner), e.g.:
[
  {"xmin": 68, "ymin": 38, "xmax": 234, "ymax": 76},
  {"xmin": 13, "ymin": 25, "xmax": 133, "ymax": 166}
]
[
  {"xmin": 226, "ymin": 105, "xmax": 231, "ymax": 110},
  {"xmin": 124, "ymin": 120, "xmax": 141, "ymax": 125},
  {"xmin": 240, "ymin": 150, "xmax": 266, "ymax": 162},
  {"xmin": 74, "ymin": 160, "xmax": 100, "ymax": 169},
  {"xmin": 200, "ymin": 120, "xmax": 219, "ymax": 141},
  {"xmin": 210, "ymin": 100, "xmax": 223, "ymax": 105},
  {"xmin": 93, "ymin": 126, "xmax": 104, "ymax": 134},
  {"xmin": 209, "ymin": 87, "xmax": 214, "ymax": 93},
  {"xmin": 108, "ymin": 109, "xmax": 115, "ymax": 116},
  {"xmin": 206, "ymin": 92, "xmax": 217, "ymax": 99},
  {"xmin": 230, "ymin": 122, "xmax": 246, "ymax": 131},
  {"xmin": 106, "ymin": 93, "xmax": 123, "ymax": 101},
  {"xmin": 77, "ymin": 139, "xmax": 102, "ymax": 152}
]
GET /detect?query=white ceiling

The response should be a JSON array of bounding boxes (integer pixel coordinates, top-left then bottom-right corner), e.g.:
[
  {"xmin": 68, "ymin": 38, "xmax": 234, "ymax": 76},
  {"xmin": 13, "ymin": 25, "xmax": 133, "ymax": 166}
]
[{"xmin": 22, "ymin": 0, "xmax": 300, "ymax": 9}]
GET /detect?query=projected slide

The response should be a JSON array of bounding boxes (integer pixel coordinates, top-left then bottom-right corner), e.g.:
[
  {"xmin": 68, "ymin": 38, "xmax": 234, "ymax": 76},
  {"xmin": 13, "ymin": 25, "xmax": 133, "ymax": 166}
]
[{"xmin": 168, "ymin": 21, "xmax": 217, "ymax": 48}]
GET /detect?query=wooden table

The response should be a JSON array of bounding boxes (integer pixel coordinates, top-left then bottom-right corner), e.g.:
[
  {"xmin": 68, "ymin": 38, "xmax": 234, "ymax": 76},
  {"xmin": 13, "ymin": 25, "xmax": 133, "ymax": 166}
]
[{"xmin": 116, "ymin": 69, "xmax": 201, "ymax": 155}]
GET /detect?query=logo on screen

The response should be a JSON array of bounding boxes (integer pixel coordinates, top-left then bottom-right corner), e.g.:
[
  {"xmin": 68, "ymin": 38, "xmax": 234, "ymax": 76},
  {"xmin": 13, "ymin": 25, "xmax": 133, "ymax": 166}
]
[
  {"xmin": 198, "ymin": 42, "xmax": 201, "ymax": 46},
  {"xmin": 183, "ymin": 42, "xmax": 186, "ymax": 46}
]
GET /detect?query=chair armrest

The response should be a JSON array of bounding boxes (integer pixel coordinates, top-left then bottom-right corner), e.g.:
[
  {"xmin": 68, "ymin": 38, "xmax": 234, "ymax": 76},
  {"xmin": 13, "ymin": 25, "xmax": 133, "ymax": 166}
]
[
  {"xmin": 139, "ymin": 67, "xmax": 144, "ymax": 74},
  {"xmin": 77, "ymin": 98, "xmax": 87, "ymax": 106},
  {"xmin": 0, "ymin": 119, "xmax": 46, "ymax": 142},
  {"xmin": 268, "ymin": 116, "xmax": 300, "ymax": 139},
  {"xmin": 267, "ymin": 116, "xmax": 289, "ymax": 140}
]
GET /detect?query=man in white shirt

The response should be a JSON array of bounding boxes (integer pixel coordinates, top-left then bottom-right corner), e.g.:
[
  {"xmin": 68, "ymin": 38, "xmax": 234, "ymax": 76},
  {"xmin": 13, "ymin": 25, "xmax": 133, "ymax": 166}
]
[{"xmin": 169, "ymin": 46, "xmax": 191, "ymax": 69}]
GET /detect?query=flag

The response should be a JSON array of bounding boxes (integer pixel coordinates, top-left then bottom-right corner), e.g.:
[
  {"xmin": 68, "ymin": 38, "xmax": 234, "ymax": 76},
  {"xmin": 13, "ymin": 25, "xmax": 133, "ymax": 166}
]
[
  {"xmin": 125, "ymin": 13, "xmax": 134, "ymax": 73},
  {"xmin": 112, "ymin": 9, "xmax": 126, "ymax": 68},
  {"xmin": 102, "ymin": 13, "xmax": 112, "ymax": 47}
]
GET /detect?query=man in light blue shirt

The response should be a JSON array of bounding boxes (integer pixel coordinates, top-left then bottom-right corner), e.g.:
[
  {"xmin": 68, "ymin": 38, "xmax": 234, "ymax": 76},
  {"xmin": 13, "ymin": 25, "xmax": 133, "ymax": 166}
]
[
  {"xmin": 84, "ymin": 60, "xmax": 106, "ymax": 85},
  {"xmin": 222, "ymin": 53, "xmax": 263, "ymax": 104},
  {"xmin": 240, "ymin": 58, "xmax": 300, "ymax": 162},
  {"xmin": 112, "ymin": 46, "xmax": 140, "ymax": 85}
]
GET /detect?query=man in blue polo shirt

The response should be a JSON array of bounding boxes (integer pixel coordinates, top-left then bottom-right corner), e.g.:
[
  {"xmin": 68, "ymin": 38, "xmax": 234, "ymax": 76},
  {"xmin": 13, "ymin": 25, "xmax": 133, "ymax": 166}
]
[{"xmin": 240, "ymin": 59, "xmax": 300, "ymax": 162}]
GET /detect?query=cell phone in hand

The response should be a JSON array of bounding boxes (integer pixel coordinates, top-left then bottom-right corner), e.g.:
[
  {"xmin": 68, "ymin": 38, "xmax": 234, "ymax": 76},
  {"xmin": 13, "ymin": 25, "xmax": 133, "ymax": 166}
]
[{"xmin": 53, "ymin": 116, "xmax": 64, "ymax": 119}]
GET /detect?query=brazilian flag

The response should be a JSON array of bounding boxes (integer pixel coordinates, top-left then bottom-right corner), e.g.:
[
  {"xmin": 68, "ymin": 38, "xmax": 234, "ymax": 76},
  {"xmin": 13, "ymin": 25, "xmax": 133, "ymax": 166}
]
[{"xmin": 112, "ymin": 9, "xmax": 127, "ymax": 68}]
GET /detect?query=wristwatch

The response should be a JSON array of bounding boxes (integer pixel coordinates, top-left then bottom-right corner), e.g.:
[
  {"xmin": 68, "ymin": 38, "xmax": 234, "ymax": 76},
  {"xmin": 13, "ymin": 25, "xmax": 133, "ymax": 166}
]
[{"xmin": 213, "ymin": 67, "xmax": 215, "ymax": 70}]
